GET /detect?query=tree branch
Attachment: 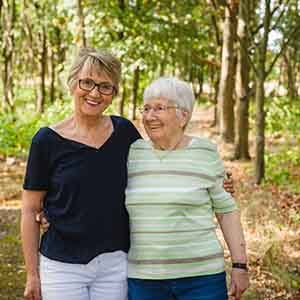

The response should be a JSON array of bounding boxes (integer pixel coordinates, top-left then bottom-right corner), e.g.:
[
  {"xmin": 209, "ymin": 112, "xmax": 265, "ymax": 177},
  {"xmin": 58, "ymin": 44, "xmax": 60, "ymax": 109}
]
[
  {"xmin": 270, "ymin": 4, "xmax": 287, "ymax": 32},
  {"xmin": 266, "ymin": 25, "xmax": 300, "ymax": 77},
  {"xmin": 236, "ymin": 32, "xmax": 258, "ymax": 76}
]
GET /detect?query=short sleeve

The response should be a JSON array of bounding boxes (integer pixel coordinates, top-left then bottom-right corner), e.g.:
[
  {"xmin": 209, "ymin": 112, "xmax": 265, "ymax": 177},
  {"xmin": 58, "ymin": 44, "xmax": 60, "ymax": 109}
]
[
  {"xmin": 125, "ymin": 119, "xmax": 142, "ymax": 145},
  {"xmin": 23, "ymin": 139, "xmax": 50, "ymax": 190},
  {"xmin": 207, "ymin": 148, "xmax": 238, "ymax": 214}
]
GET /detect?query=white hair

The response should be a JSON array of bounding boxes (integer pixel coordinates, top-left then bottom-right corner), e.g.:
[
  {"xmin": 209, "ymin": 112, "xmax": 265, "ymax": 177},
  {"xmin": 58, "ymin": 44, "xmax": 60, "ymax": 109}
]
[{"xmin": 143, "ymin": 77, "xmax": 195, "ymax": 115}]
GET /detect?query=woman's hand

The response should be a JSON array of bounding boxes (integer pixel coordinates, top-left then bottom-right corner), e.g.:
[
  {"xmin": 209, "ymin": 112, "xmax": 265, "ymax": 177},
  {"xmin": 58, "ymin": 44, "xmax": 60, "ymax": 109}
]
[
  {"xmin": 36, "ymin": 211, "xmax": 50, "ymax": 232},
  {"xmin": 229, "ymin": 268, "xmax": 249, "ymax": 299},
  {"xmin": 224, "ymin": 171, "xmax": 235, "ymax": 195},
  {"xmin": 24, "ymin": 274, "xmax": 42, "ymax": 300}
]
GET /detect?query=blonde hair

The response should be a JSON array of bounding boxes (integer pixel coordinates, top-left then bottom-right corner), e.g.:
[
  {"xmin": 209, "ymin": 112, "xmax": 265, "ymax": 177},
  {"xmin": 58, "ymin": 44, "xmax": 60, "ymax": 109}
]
[{"xmin": 67, "ymin": 47, "xmax": 122, "ymax": 94}]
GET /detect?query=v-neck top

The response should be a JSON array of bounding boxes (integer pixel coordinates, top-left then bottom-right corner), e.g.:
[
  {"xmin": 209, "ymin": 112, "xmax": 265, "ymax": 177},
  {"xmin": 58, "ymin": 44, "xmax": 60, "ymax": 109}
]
[{"xmin": 23, "ymin": 116, "xmax": 141, "ymax": 264}]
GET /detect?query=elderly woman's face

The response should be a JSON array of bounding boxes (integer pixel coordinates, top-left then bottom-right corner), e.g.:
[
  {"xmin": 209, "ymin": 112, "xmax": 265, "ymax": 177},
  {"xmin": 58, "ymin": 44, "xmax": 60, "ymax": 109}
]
[
  {"xmin": 72, "ymin": 64, "xmax": 114, "ymax": 117},
  {"xmin": 142, "ymin": 97, "xmax": 186, "ymax": 144}
]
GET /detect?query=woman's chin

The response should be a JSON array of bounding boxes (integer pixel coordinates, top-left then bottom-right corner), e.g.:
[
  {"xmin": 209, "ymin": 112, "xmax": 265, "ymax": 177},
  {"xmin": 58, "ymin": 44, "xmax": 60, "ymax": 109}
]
[
  {"xmin": 79, "ymin": 106, "xmax": 105, "ymax": 117},
  {"xmin": 147, "ymin": 132, "xmax": 164, "ymax": 143}
]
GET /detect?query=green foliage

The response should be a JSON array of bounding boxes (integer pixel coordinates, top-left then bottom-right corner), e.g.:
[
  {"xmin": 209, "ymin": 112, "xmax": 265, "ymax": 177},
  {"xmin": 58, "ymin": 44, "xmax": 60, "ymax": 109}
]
[
  {"xmin": 0, "ymin": 96, "xmax": 122, "ymax": 157},
  {"xmin": 265, "ymin": 146, "xmax": 300, "ymax": 193},
  {"xmin": 0, "ymin": 99, "xmax": 72, "ymax": 157},
  {"xmin": 264, "ymin": 96, "xmax": 300, "ymax": 192},
  {"xmin": 266, "ymin": 96, "xmax": 300, "ymax": 133}
]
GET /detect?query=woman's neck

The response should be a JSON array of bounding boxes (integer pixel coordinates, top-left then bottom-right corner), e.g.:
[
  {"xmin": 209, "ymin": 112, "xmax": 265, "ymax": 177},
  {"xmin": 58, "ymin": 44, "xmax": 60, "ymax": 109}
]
[
  {"xmin": 153, "ymin": 132, "xmax": 187, "ymax": 151},
  {"xmin": 71, "ymin": 113, "xmax": 107, "ymax": 137},
  {"xmin": 75, "ymin": 111, "xmax": 103, "ymax": 126}
]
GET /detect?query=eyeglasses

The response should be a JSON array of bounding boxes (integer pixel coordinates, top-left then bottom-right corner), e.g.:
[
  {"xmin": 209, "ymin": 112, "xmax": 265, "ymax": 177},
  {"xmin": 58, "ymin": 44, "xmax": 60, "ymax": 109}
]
[
  {"xmin": 78, "ymin": 78, "xmax": 115, "ymax": 95},
  {"xmin": 139, "ymin": 105, "xmax": 179, "ymax": 115}
]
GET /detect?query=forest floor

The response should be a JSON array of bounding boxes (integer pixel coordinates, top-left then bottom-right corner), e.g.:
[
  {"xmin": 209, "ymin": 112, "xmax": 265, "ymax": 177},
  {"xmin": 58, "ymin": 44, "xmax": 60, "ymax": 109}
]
[{"xmin": 0, "ymin": 106, "xmax": 299, "ymax": 300}]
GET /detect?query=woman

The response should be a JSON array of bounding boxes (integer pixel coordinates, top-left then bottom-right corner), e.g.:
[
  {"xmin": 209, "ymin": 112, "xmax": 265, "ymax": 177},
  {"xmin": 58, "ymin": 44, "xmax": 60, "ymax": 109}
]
[
  {"xmin": 21, "ymin": 48, "xmax": 141, "ymax": 300},
  {"xmin": 126, "ymin": 77, "xmax": 249, "ymax": 300}
]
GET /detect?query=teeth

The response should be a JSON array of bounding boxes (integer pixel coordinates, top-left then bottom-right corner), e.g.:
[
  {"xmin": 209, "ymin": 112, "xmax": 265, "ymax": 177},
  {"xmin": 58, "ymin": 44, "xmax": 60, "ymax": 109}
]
[{"xmin": 86, "ymin": 99, "xmax": 100, "ymax": 105}]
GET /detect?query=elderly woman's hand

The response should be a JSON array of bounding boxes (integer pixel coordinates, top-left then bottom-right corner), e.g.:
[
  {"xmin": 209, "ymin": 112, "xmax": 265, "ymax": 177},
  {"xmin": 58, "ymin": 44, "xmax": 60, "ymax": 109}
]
[
  {"xmin": 229, "ymin": 268, "xmax": 249, "ymax": 299},
  {"xmin": 224, "ymin": 171, "xmax": 235, "ymax": 195},
  {"xmin": 36, "ymin": 211, "xmax": 50, "ymax": 232}
]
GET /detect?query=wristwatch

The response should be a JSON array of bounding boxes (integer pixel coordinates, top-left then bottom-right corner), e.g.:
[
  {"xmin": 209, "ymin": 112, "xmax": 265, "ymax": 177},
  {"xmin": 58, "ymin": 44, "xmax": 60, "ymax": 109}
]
[{"xmin": 232, "ymin": 262, "xmax": 248, "ymax": 271}]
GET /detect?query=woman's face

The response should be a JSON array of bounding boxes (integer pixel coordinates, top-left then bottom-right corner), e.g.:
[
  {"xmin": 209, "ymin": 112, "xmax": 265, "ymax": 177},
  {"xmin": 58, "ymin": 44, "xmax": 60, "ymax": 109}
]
[
  {"xmin": 142, "ymin": 97, "xmax": 187, "ymax": 144},
  {"xmin": 72, "ymin": 65, "xmax": 114, "ymax": 117}
]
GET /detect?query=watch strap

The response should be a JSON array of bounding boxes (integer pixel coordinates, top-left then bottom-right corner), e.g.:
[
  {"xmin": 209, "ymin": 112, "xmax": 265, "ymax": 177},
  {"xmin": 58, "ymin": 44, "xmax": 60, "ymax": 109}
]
[{"xmin": 232, "ymin": 262, "xmax": 248, "ymax": 271}]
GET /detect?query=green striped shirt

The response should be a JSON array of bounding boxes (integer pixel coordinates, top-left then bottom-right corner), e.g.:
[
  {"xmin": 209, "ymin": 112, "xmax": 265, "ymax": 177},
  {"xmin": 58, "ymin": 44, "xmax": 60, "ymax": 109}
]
[{"xmin": 125, "ymin": 137, "xmax": 237, "ymax": 279}]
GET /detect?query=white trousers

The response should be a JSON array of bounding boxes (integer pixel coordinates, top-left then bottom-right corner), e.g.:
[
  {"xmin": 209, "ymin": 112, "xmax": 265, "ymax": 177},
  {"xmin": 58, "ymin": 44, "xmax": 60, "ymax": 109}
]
[{"xmin": 39, "ymin": 251, "xmax": 128, "ymax": 300}]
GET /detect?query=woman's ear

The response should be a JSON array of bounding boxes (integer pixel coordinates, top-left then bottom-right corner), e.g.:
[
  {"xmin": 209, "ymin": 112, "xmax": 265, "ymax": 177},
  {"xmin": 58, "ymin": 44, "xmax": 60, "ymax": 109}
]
[{"xmin": 179, "ymin": 110, "xmax": 189, "ymax": 128}]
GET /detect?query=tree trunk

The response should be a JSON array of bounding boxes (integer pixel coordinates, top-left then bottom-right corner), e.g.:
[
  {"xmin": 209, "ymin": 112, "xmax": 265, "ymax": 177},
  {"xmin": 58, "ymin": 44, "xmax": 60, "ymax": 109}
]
[
  {"xmin": 49, "ymin": 48, "xmax": 56, "ymax": 103},
  {"xmin": 283, "ymin": 49, "xmax": 297, "ymax": 99},
  {"xmin": 37, "ymin": 26, "xmax": 47, "ymax": 113},
  {"xmin": 160, "ymin": 60, "xmax": 166, "ymax": 76},
  {"xmin": 132, "ymin": 66, "xmax": 140, "ymax": 120},
  {"xmin": 194, "ymin": 67, "xmax": 204, "ymax": 99},
  {"xmin": 0, "ymin": 0, "xmax": 3, "ymax": 18},
  {"xmin": 211, "ymin": 65, "xmax": 220, "ymax": 127},
  {"xmin": 2, "ymin": 0, "xmax": 16, "ymax": 111},
  {"xmin": 217, "ymin": 1, "xmax": 238, "ymax": 143},
  {"xmin": 119, "ymin": 79, "xmax": 126, "ymax": 116},
  {"xmin": 255, "ymin": 75, "xmax": 265, "ymax": 183},
  {"xmin": 254, "ymin": 0, "xmax": 271, "ymax": 184},
  {"xmin": 234, "ymin": 0, "xmax": 250, "ymax": 160},
  {"xmin": 77, "ymin": 0, "xmax": 86, "ymax": 47},
  {"xmin": 22, "ymin": 0, "xmax": 35, "ymax": 71}
]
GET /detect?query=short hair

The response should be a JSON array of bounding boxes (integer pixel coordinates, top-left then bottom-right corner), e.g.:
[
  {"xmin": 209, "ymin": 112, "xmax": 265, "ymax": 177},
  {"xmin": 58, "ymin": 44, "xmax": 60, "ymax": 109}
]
[
  {"xmin": 143, "ymin": 77, "xmax": 195, "ymax": 117},
  {"xmin": 67, "ymin": 47, "xmax": 122, "ymax": 94}
]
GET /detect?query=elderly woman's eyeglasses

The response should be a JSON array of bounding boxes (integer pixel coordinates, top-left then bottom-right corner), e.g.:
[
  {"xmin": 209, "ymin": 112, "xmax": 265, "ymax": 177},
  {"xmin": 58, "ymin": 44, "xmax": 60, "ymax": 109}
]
[
  {"xmin": 139, "ymin": 105, "xmax": 179, "ymax": 115},
  {"xmin": 79, "ymin": 78, "xmax": 115, "ymax": 95}
]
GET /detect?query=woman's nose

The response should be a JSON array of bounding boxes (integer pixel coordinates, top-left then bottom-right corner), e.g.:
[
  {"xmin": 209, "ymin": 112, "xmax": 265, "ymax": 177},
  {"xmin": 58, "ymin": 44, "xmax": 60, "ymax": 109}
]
[
  {"xmin": 144, "ymin": 109, "xmax": 157, "ymax": 120},
  {"xmin": 89, "ymin": 87, "xmax": 102, "ymax": 97}
]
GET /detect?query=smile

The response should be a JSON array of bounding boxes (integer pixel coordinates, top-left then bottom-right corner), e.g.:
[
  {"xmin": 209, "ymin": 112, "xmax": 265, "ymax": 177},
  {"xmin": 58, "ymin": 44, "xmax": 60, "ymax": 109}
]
[
  {"xmin": 148, "ymin": 124, "xmax": 162, "ymax": 130},
  {"xmin": 85, "ymin": 98, "xmax": 102, "ymax": 106}
]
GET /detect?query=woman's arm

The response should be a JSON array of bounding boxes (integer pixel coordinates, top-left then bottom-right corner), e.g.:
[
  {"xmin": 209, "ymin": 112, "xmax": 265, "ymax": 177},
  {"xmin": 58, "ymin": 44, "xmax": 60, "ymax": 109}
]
[
  {"xmin": 216, "ymin": 211, "xmax": 249, "ymax": 300},
  {"xmin": 216, "ymin": 211, "xmax": 246, "ymax": 262},
  {"xmin": 21, "ymin": 190, "xmax": 46, "ymax": 300}
]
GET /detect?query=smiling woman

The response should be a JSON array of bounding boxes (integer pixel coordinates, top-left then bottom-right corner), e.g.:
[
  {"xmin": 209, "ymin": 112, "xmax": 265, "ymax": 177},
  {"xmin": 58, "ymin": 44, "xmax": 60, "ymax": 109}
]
[
  {"xmin": 126, "ymin": 77, "xmax": 249, "ymax": 300},
  {"xmin": 21, "ymin": 47, "xmax": 141, "ymax": 300}
]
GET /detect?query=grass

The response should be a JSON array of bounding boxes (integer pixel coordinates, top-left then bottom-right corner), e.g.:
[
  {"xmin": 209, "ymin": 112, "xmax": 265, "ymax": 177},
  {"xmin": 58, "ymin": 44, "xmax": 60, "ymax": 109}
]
[{"xmin": 0, "ymin": 210, "xmax": 26, "ymax": 300}]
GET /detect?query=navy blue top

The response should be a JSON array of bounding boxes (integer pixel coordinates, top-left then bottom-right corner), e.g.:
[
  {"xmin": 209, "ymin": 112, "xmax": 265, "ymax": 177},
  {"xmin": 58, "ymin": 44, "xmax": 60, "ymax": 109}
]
[{"xmin": 23, "ymin": 116, "xmax": 141, "ymax": 264}]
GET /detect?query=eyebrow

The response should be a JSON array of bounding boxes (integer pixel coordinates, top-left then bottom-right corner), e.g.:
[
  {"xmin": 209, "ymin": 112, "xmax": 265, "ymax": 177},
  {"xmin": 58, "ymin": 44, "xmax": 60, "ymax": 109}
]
[{"xmin": 81, "ymin": 78, "xmax": 113, "ymax": 85}]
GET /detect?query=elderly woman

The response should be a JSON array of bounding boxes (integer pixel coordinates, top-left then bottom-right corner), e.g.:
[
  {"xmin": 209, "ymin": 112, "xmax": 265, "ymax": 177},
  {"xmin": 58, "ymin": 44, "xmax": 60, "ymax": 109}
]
[
  {"xmin": 126, "ymin": 77, "xmax": 249, "ymax": 300},
  {"xmin": 21, "ymin": 48, "xmax": 141, "ymax": 300}
]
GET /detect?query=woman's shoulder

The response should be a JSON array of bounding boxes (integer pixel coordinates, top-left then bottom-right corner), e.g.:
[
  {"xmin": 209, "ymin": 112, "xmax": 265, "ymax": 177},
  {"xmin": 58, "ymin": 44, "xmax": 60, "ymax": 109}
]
[
  {"xmin": 111, "ymin": 115, "xmax": 134, "ymax": 127},
  {"xmin": 32, "ymin": 117, "xmax": 73, "ymax": 144},
  {"xmin": 190, "ymin": 137, "xmax": 224, "ymax": 174},
  {"xmin": 49, "ymin": 116, "xmax": 73, "ymax": 135},
  {"xmin": 111, "ymin": 115, "xmax": 141, "ymax": 141},
  {"xmin": 130, "ymin": 139, "xmax": 151, "ymax": 149},
  {"xmin": 31, "ymin": 127, "xmax": 54, "ymax": 144},
  {"xmin": 190, "ymin": 136, "xmax": 218, "ymax": 152}
]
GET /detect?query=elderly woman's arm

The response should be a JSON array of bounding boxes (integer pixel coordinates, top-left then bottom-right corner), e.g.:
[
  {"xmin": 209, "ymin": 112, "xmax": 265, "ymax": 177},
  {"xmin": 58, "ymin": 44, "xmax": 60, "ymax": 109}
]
[
  {"xmin": 21, "ymin": 190, "xmax": 46, "ymax": 300},
  {"xmin": 216, "ymin": 211, "xmax": 249, "ymax": 300}
]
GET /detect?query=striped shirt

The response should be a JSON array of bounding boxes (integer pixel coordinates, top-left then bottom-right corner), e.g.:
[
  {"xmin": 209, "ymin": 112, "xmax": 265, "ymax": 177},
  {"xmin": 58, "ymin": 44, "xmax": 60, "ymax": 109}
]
[{"xmin": 125, "ymin": 137, "xmax": 237, "ymax": 279}]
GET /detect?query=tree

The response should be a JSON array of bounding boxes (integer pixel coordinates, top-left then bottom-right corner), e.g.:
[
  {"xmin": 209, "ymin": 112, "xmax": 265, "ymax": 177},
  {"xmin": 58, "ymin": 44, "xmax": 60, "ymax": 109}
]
[
  {"xmin": 234, "ymin": 0, "xmax": 251, "ymax": 160},
  {"xmin": 249, "ymin": 0, "xmax": 300, "ymax": 183},
  {"xmin": 1, "ymin": 0, "xmax": 16, "ymax": 111},
  {"xmin": 77, "ymin": 0, "xmax": 86, "ymax": 47},
  {"xmin": 217, "ymin": 0, "xmax": 238, "ymax": 143}
]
